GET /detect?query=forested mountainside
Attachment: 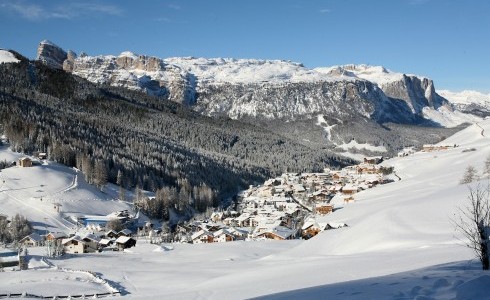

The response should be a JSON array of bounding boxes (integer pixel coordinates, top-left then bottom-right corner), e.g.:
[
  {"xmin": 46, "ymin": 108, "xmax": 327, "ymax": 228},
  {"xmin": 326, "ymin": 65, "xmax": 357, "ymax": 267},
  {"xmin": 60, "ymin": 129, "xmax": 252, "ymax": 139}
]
[{"xmin": 0, "ymin": 52, "xmax": 353, "ymax": 217}]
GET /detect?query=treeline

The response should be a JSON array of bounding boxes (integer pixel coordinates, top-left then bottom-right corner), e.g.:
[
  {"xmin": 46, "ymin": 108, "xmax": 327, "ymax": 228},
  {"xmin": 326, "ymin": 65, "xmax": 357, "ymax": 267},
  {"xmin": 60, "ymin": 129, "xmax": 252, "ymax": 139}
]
[
  {"xmin": 0, "ymin": 53, "xmax": 352, "ymax": 219},
  {"xmin": 135, "ymin": 180, "xmax": 216, "ymax": 221}
]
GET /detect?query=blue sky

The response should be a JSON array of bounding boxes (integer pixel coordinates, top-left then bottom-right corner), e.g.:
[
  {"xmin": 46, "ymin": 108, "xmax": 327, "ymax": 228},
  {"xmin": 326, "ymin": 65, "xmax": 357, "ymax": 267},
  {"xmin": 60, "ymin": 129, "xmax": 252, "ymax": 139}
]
[{"xmin": 0, "ymin": 0, "xmax": 488, "ymax": 92}]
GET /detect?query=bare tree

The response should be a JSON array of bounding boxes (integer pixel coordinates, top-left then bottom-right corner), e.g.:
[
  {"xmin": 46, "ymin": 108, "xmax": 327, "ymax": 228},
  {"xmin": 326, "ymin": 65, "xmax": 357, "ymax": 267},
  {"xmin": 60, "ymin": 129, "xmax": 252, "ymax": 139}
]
[
  {"xmin": 106, "ymin": 218, "xmax": 124, "ymax": 232},
  {"xmin": 484, "ymin": 155, "xmax": 490, "ymax": 178},
  {"xmin": 93, "ymin": 160, "xmax": 108, "ymax": 190},
  {"xmin": 455, "ymin": 183, "xmax": 490, "ymax": 270},
  {"xmin": 460, "ymin": 165, "xmax": 478, "ymax": 184}
]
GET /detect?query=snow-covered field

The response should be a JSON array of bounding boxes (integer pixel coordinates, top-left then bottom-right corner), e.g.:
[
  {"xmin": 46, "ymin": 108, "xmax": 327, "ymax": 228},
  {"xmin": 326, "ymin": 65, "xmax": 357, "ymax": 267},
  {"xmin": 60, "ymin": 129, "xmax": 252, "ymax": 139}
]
[
  {"xmin": 0, "ymin": 151, "xmax": 131, "ymax": 233},
  {"xmin": 1, "ymin": 119, "xmax": 490, "ymax": 299}
]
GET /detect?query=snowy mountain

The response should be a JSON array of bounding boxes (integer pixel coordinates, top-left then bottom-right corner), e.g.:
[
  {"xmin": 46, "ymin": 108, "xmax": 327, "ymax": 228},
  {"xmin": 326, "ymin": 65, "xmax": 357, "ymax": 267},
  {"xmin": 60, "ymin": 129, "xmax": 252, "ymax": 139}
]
[
  {"xmin": 36, "ymin": 40, "xmax": 67, "ymax": 70},
  {"xmin": 0, "ymin": 49, "xmax": 20, "ymax": 64},
  {"xmin": 32, "ymin": 40, "xmax": 476, "ymax": 127},
  {"xmin": 438, "ymin": 89, "xmax": 490, "ymax": 117}
]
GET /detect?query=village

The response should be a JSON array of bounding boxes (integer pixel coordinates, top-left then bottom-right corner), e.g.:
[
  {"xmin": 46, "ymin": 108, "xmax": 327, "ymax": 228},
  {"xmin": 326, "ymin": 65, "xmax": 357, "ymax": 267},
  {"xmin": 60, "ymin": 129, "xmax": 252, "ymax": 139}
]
[
  {"xmin": 172, "ymin": 155, "xmax": 395, "ymax": 244},
  {"xmin": 1, "ymin": 142, "xmax": 459, "ymax": 269}
]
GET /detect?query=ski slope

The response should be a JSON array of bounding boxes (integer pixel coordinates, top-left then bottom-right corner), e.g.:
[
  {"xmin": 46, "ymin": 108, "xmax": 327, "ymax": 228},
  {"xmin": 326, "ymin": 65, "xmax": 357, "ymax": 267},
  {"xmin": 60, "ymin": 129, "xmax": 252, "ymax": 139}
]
[
  {"xmin": 0, "ymin": 150, "xmax": 132, "ymax": 233},
  {"xmin": 1, "ymin": 119, "xmax": 490, "ymax": 299}
]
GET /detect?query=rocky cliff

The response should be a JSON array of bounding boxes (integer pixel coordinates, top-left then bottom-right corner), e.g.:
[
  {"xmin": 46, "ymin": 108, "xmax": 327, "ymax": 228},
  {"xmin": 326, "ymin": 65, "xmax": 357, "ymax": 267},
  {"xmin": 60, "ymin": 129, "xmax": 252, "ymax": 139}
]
[
  {"xmin": 36, "ymin": 40, "xmax": 67, "ymax": 70},
  {"xmin": 35, "ymin": 41, "xmax": 470, "ymax": 127}
]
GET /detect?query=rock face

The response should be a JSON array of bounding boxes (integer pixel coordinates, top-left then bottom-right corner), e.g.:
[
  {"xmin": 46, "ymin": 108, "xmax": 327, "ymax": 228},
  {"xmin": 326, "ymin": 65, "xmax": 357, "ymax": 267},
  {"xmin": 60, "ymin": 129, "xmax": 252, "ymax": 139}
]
[
  {"xmin": 62, "ymin": 50, "xmax": 77, "ymax": 72},
  {"xmin": 36, "ymin": 40, "xmax": 67, "ymax": 70},
  {"xmin": 315, "ymin": 64, "xmax": 449, "ymax": 115},
  {"xmin": 62, "ymin": 51, "xmax": 195, "ymax": 103},
  {"xmin": 35, "ymin": 41, "xmax": 468, "ymax": 126}
]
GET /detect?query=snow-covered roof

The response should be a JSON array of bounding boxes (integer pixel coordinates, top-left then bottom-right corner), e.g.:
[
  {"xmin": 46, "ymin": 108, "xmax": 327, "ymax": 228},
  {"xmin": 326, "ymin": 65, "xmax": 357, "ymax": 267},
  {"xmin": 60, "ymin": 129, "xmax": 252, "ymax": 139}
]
[
  {"xmin": 21, "ymin": 233, "xmax": 43, "ymax": 242},
  {"xmin": 342, "ymin": 184, "xmax": 359, "ymax": 191},
  {"xmin": 119, "ymin": 229, "xmax": 132, "ymax": 235},
  {"xmin": 191, "ymin": 230, "xmax": 213, "ymax": 240},
  {"xmin": 62, "ymin": 235, "xmax": 85, "ymax": 245},
  {"xmin": 47, "ymin": 232, "xmax": 67, "ymax": 239},
  {"xmin": 259, "ymin": 225, "xmax": 296, "ymax": 240},
  {"xmin": 115, "ymin": 236, "xmax": 134, "ymax": 244},
  {"xmin": 235, "ymin": 213, "xmax": 251, "ymax": 222},
  {"xmin": 99, "ymin": 238, "xmax": 112, "ymax": 245},
  {"xmin": 83, "ymin": 233, "xmax": 101, "ymax": 242}
]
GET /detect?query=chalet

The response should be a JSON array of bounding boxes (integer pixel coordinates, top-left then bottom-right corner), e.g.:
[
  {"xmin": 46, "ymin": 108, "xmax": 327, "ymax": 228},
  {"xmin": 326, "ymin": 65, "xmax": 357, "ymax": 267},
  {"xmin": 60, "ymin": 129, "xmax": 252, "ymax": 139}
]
[
  {"xmin": 38, "ymin": 152, "xmax": 47, "ymax": 160},
  {"xmin": 257, "ymin": 226, "xmax": 296, "ymax": 241},
  {"xmin": 227, "ymin": 227, "xmax": 247, "ymax": 240},
  {"xmin": 292, "ymin": 184, "xmax": 306, "ymax": 195},
  {"xmin": 106, "ymin": 230, "xmax": 118, "ymax": 239},
  {"xmin": 342, "ymin": 184, "xmax": 359, "ymax": 195},
  {"xmin": 62, "ymin": 236, "xmax": 86, "ymax": 254},
  {"xmin": 284, "ymin": 206, "xmax": 301, "ymax": 218},
  {"xmin": 19, "ymin": 233, "xmax": 44, "ymax": 247},
  {"xmin": 18, "ymin": 157, "xmax": 32, "ymax": 168},
  {"xmin": 213, "ymin": 229, "xmax": 236, "ymax": 243},
  {"xmin": 309, "ymin": 190, "xmax": 331, "ymax": 202},
  {"xmin": 235, "ymin": 213, "xmax": 252, "ymax": 227},
  {"xmin": 46, "ymin": 232, "xmax": 68, "ymax": 242},
  {"xmin": 331, "ymin": 172, "xmax": 347, "ymax": 182},
  {"xmin": 82, "ymin": 234, "xmax": 101, "ymax": 252},
  {"xmin": 223, "ymin": 217, "xmax": 236, "ymax": 226},
  {"xmin": 99, "ymin": 238, "xmax": 114, "ymax": 248},
  {"xmin": 117, "ymin": 229, "xmax": 132, "ymax": 237},
  {"xmin": 115, "ymin": 236, "xmax": 136, "ymax": 250},
  {"xmin": 204, "ymin": 224, "xmax": 222, "ymax": 232},
  {"xmin": 191, "ymin": 230, "xmax": 214, "ymax": 244},
  {"xmin": 302, "ymin": 221, "xmax": 324, "ymax": 239},
  {"xmin": 364, "ymin": 156, "xmax": 383, "ymax": 165},
  {"xmin": 0, "ymin": 249, "xmax": 19, "ymax": 268},
  {"xmin": 316, "ymin": 204, "xmax": 334, "ymax": 215}
]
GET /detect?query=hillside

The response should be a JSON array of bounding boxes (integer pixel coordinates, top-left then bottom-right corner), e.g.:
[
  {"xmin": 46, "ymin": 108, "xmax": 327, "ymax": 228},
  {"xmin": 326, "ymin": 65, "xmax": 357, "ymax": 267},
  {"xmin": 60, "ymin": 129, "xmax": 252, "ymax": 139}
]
[
  {"xmin": 0, "ymin": 146, "xmax": 132, "ymax": 233},
  {"xmin": 1, "ymin": 118, "xmax": 487, "ymax": 299},
  {"xmin": 0, "ymin": 50, "xmax": 355, "ymax": 217}
]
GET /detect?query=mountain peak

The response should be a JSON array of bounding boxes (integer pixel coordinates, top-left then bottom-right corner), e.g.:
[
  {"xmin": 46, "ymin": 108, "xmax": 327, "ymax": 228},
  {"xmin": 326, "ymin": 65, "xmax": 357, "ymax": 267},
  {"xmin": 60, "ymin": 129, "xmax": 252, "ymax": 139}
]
[
  {"xmin": 119, "ymin": 51, "xmax": 139, "ymax": 59},
  {"xmin": 36, "ymin": 39, "xmax": 67, "ymax": 69},
  {"xmin": 39, "ymin": 39, "xmax": 58, "ymax": 47}
]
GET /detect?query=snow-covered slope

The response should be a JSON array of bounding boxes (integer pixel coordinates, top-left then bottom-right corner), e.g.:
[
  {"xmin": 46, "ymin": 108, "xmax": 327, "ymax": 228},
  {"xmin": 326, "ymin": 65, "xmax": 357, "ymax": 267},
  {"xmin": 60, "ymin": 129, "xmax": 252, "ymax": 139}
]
[
  {"xmin": 0, "ymin": 50, "xmax": 19, "ymax": 64},
  {"xmin": 2, "ymin": 119, "xmax": 488, "ymax": 299},
  {"xmin": 439, "ymin": 90, "xmax": 490, "ymax": 106},
  {"xmin": 315, "ymin": 64, "xmax": 414, "ymax": 86},
  {"xmin": 0, "ymin": 147, "xmax": 132, "ymax": 233},
  {"xmin": 163, "ymin": 57, "xmax": 344, "ymax": 84},
  {"xmin": 438, "ymin": 89, "xmax": 490, "ymax": 117}
]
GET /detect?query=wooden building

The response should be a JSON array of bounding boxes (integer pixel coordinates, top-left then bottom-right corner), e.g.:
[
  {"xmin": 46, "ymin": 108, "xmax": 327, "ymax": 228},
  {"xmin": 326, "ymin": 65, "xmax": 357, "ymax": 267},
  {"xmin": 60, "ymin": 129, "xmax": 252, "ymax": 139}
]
[{"xmin": 18, "ymin": 157, "xmax": 32, "ymax": 168}]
